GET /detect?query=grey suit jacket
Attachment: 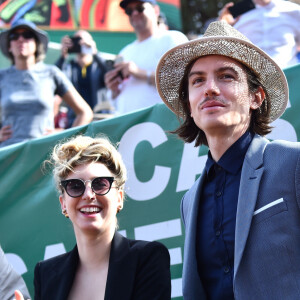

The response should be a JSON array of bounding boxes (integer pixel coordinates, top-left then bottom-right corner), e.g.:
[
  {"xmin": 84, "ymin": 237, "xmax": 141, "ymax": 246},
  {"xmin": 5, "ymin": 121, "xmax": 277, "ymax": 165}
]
[
  {"xmin": 0, "ymin": 246, "xmax": 30, "ymax": 300},
  {"xmin": 181, "ymin": 134, "xmax": 300, "ymax": 300}
]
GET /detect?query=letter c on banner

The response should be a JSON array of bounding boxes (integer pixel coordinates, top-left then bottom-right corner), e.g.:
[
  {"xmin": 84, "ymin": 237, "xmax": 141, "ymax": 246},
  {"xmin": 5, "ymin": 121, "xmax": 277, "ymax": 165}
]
[{"xmin": 118, "ymin": 122, "xmax": 171, "ymax": 201}]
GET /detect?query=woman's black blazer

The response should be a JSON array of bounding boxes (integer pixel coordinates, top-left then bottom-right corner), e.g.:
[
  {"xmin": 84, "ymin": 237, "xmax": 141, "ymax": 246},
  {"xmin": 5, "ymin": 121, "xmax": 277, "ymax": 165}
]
[{"xmin": 34, "ymin": 232, "xmax": 171, "ymax": 300}]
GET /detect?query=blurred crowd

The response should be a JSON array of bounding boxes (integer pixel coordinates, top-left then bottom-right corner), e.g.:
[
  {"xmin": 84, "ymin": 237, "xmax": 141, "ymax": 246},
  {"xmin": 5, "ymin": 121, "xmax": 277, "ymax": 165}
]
[{"xmin": 0, "ymin": 0, "xmax": 299, "ymax": 148}]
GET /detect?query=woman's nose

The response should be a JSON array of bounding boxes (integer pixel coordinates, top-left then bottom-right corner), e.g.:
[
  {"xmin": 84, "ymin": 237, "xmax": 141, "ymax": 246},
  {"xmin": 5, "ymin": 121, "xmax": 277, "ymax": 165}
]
[{"xmin": 82, "ymin": 182, "xmax": 95, "ymax": 200}]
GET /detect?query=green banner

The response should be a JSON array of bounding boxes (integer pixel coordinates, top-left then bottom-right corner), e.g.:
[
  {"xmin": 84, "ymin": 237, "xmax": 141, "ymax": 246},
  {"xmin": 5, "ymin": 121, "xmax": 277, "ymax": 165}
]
[{"xmin": 0, "ymin": 63, "xmax": 299, "ymax": 299}]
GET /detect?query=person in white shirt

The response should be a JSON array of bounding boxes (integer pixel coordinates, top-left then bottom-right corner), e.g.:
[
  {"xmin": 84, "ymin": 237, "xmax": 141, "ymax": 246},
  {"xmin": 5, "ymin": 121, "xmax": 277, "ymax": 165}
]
[
  {"xmin": 219, "ymin": 0, "xmax": 300, "ymax": 68},
  {"xmin": 104, "ymin": 0, "xmax": 188, "ymax": 115}
]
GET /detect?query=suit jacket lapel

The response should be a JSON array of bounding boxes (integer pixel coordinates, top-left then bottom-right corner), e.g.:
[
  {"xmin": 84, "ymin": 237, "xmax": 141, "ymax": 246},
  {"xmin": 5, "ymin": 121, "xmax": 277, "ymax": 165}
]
[
  {"xmin": 182, "ymin": 174, "xmax": 207, "ymax": 298},
  {"xmin": 47, "ymin": 246, "xmax": 79, "ymax": 300},
  {"xmin": 234, "ymin": 135, "xmax": 269, "ymax": 278},
  {"xmin": 105, "ymin": 232, "xmax": 134, "ymax": 300}
]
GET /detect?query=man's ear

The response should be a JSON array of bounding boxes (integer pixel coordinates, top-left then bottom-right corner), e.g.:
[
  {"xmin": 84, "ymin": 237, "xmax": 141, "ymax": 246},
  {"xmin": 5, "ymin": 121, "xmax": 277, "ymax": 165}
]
[{"xmin": 250, "ymin": 86, "xmax": 265, "ymax": 110}]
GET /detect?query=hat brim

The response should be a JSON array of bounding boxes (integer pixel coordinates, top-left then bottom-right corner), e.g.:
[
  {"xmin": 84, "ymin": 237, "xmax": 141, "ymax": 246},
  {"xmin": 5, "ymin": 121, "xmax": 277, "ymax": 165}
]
[
  {"xmin": 156, "ymin": 36, "xmax": 289, "ymax": 123},
  {"xmin": 0, "ymin": 24, "xmax": 48, "ymax": 58}
]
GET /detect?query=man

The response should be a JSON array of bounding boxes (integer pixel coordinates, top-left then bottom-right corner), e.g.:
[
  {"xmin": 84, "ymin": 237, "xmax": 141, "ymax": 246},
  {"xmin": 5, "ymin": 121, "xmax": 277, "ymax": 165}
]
[
  {"xmin": 156, "ymin": 21, "xmax": 300, "ymax": 299},
  {"xmin": 56, "ymin": 30, "xmax": 108, "ymax": 127},
  {"xmin": 0, "ymin": 246, "xmax": 30, "ymax": 300},
  {"xmin": 219, "ymin": 0, "xmax": 300, "ymax": 68},
  {"xmin": 105, "ymin": 0, "xmax": 187, "ymax": 115}
]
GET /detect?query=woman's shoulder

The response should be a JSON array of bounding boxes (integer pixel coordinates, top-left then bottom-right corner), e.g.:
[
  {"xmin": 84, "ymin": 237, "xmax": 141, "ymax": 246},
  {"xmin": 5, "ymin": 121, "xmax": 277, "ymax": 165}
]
[
  {"xmin": 127, "ymin": 238, "xmax": 168, "ymax": 252},
  {"xmin": 123, "ymin": 237, "xmax": 170, "ymax": 263},
  {"xmin": 35, "ymin": 246, "xmax": 78, "ymax": 271},
  {"xmin": 0, "ymin": 66, "xmax": 15, "ymax": 76},
  {"xmin": 34, "ymin": 62, "xmax": 61, "ymax": 72}
]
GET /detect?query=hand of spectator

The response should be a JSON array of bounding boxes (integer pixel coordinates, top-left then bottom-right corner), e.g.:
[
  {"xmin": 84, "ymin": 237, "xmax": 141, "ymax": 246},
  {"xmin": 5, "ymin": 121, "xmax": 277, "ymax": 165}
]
[
  {"xmin": 116, "ymin": 61, "xmax": 154, "ymax": 84},
  {"xmin": 14, "ymin": 290, "xmax": 30, "ymax": 300},
  {"xmin": 104, "ymin": 67, "xmax": 123, "ymax": 99},
  {"xmin": 61, "ymin": 35, "xmax": 72, "ymax": 58},
  {"xmin": 218, "ymin": 2, "xmax": 239, "ymax": 25},
  {"xmin": 44, "ymin": 128, "xmax": 64, "ymax": 135},
  {"xmin": 0, "ymin": 125, "xmax": 12, "ymax": 142},
  {"xmin": 116, "ymin": 61, "xmax": 139, "ymax": 79}
]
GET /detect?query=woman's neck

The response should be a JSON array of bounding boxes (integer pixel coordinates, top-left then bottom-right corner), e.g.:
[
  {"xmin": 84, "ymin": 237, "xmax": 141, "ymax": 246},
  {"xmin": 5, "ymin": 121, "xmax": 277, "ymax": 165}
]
[
  {"xmin": 75, "ymin": 228, "xmax": 114, "ymax": 269},
  {"xmin": 14, "ymin": 56, "xmax": 36, "ymax": 70}
]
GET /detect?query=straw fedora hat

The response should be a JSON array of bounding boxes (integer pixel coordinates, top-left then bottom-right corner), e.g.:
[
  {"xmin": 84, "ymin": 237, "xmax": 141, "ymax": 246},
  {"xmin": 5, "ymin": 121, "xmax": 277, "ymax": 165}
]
[
  {"xmin": 0, "ymin": 19, "xmax": 49, "ymax": 58},
  {"xmin": 155, "ymin": 20, "xmax": 288, "ymax": 122}
]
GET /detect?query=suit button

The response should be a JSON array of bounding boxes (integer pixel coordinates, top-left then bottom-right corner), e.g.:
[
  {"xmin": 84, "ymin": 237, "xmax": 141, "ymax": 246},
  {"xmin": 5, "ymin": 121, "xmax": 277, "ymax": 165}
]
[
  {"xmin": 216, "ymin": 230, "xmax": 221, "ymax": 237},
  {"xmin": 216, "ymin": 191, "xmax": 222, "ymax": 197},
  {"xmin": 224, "ymin": 267, "xmax": 230, "ymax": 273}
]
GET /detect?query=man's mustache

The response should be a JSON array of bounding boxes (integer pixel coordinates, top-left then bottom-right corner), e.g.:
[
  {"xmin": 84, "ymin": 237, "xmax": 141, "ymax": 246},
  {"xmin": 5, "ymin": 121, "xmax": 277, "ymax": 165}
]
[{"xmin": 199, "ymin": 97, "xmax": 227, "ymax": 107}]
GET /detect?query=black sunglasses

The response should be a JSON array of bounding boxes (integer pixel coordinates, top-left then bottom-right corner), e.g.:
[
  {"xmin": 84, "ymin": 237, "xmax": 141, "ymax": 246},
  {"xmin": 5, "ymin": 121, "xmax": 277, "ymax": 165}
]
[
  {"xmin": 9, "ymin": 31, "xmax": 36, "ymax": 41},
  {"xmin": 125, "ymin": 4, "xmax": 145, "ymax": 16},
  {"xmin": 60, "ymin": 176, "xmax": 115, "ymax": 198}
]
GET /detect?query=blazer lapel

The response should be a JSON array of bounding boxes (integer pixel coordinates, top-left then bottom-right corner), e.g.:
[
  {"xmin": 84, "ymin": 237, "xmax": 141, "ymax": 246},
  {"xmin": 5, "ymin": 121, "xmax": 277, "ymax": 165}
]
[
  {"xmin": 182, "ymin": 174, "xmax": 207, "ymax": 298},
  {"xmin": 234, "ymin": 135, "xmax": 269, "ymax": 278},
  {"xmin": 46, "ymin": 246, "xmax": 79, "ymax": 300},
  {"xmin": 105, "ymin": 232, "xmax": 134, "ymax": 300}
]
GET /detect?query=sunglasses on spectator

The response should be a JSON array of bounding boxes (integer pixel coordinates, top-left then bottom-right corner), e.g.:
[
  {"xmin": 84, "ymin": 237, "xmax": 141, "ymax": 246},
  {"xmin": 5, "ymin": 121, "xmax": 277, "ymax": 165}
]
[
  {"xmin": 9, "ymin": 31, "xmax": 36, "ymax": 41},
  {"xmin": 125, "ymin": 4, "xmax": 145, "ymax": 16},
  {"xmin": 60, "ymin": 176, "xmax": 116, "ymax": 198}
]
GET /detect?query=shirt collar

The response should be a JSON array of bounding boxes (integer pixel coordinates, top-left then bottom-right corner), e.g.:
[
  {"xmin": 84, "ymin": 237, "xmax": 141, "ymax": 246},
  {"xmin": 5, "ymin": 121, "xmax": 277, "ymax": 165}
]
[{"xmin": 205, "ymin": 131, "xmax": 254, "ymax": 175}]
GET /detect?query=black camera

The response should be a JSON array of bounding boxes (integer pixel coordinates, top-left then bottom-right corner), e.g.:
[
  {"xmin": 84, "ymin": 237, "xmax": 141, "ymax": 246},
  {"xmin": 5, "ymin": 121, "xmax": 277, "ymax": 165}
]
[
  {"xmin": 67, "ymin": 36, "xmax": 81, "ymax": 53},
  {"xmin": 105, "ymin": 58, "xmax": 124, "ymax": 80}
]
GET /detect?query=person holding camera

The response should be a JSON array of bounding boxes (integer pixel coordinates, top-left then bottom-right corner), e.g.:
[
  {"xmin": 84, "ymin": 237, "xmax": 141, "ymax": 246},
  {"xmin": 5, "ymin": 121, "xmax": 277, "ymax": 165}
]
[
  {"xmin": 219, "ymin": 0, "xmax": 300, "ymax": 68},
  {"xmin": 56, "ymin": 30, "xmax": 109, "ymax": 127},
  {"xmin": 0, "ymin": 19, "xmax": 93, "ymax": 148},
  {"xmin": 104, "ymin": 0, "xmax": 188, "ymax": 115}
]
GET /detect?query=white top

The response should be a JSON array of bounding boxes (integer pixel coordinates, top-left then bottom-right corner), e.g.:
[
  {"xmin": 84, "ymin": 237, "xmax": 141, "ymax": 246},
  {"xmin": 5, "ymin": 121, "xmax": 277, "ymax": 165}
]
[
  {"xmin": 115, "ymin": 30, "xmax": 188, "ymax": 115},
  {"xmin": 234, "ymin": 0, "xmax": 300, "ymax": 68}
]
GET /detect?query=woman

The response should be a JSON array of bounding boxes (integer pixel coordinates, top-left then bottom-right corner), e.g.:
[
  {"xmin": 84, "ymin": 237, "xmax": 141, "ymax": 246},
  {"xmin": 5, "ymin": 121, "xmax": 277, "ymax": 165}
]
[
  {"xmin": 0, "ymin": 19, "xmax": 93, "ymax": 147},
  {"xmin": 33, "ymin": 135, "xmax": 171, "ymax": 299}
]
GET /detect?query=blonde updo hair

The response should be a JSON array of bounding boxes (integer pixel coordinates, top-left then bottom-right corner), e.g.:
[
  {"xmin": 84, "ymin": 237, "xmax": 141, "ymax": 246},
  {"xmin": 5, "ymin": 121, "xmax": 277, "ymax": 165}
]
[{"xmin": 48, "ymin": 135, "xmax": 127, "ymax": 194}]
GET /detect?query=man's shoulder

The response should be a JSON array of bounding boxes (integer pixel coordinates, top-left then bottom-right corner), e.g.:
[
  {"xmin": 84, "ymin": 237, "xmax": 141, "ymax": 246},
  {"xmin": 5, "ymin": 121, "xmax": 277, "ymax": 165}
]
[
  {"xmin": 272, "ymin": 0, "xmax": 300, "ymax": 13},
  {"xmin": 266, "ymin": 139, "xmax": 300, "ymax": 153},
  {"xmin": 156, "ymin": 30, "xmax": 188, "ymax": 45},
  {"xmin": 119, "ymin": 39, "xmax": 138, "ymax": 55}
]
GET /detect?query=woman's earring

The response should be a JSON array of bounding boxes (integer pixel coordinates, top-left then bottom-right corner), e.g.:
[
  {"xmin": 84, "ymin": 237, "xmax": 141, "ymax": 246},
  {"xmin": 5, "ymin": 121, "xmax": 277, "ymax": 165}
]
[
  {"xmin": 62, "ymin": 209, "xmax": 69, "ymax": 218},
  {"xmin": 117, "ymin": 206, "xmax": 122, "ymax": 213}
]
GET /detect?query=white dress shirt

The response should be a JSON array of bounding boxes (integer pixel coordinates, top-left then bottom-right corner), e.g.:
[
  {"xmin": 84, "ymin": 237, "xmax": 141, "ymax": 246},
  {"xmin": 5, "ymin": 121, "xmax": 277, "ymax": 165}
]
[{"xmin": 234, "ymin": 0, "xmax": 300, "ymax": 68}]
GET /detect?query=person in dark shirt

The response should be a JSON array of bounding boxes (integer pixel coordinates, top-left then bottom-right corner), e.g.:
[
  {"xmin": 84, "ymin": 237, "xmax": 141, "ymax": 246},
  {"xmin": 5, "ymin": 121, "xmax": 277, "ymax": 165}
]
[
  {"xmin": 56, "ymin": 30, "xmax": 108, "ymax": 127},
  {"xmin": 156, "ymin": 20, "xmax": 300, "ymax": 299}
]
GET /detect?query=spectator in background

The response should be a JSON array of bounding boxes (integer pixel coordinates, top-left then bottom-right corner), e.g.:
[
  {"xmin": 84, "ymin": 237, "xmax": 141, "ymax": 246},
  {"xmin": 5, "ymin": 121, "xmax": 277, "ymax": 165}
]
[
  {"xmin": 56, "ymin": 30, "xmax": 109, "ymax": 128},
  {"xmin": 0, "ymin": 19, "xmax": 93, "ymax": 148},
  {"xmin": 219, "ymin": 0, "xmax": 300, "ymax": 68},
  {"xmin": 0, "ymin": 246, "xmax": 30, "ymax": 300},
  {"xmin": 157, "ymin": 12, "xmax": 169, "ymax": 31},
  {"xmin": 105, "ymin": 0, "xmax": 188, "ymax": 115}
]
